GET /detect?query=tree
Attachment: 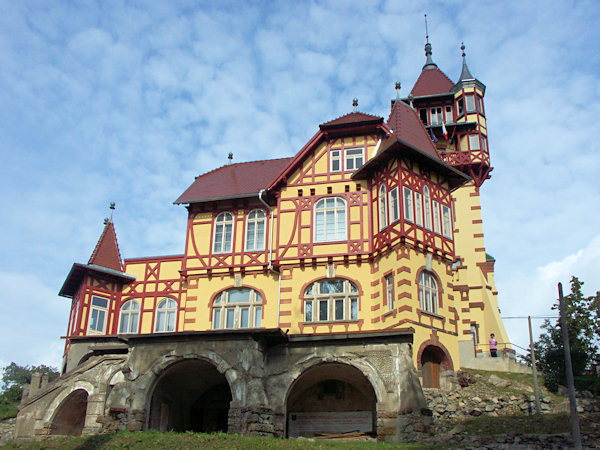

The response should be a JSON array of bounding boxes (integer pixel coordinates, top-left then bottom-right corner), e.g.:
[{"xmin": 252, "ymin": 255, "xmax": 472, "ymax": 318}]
[
  {"xmin": 0, "ymin": 362, "xmax": 59, "ymax": 403},
  {"xmin": 534, "ymin": 276, "xmax": 600, "ymax": 392}
]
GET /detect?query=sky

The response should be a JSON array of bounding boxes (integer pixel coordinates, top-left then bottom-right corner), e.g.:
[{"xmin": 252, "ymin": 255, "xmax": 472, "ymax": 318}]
[{"xmin": 1, "ymin": 0, "xmax": 599, "ymax": 371}]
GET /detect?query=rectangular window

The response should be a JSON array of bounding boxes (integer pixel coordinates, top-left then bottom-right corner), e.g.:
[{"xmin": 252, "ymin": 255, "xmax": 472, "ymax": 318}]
[
  {"xmin": 331, "ymin": 150, "xmax": 341, "ymax": 172},
  {"xmin": 432, "ymin": 201, "xmax": 441, "ymax": 234},
  {"xmin": 88, "ymin": 296, "xmax": 108, "ymax": 334},
  {"xmin": 481, "ymin": 135, "xmax": 488, "ymax": 152},
  {"xmin": 213, "ymin": 309, "xmax": 221, "ymax": 329},
  {"xmin": 226, "ymin": 309, "xmax": 235, "ymax": 329},
  {"xmin": 445, "ymin": 105, "xmax": 453, "ymax": 123},
  {"xmin": 350, "ymin": 298, "xmax": 358, "ymax": 320},
  {"xmin": 335, "ymin": 299, "xmax": 344, "ymax": 320},
  {"xmin": 254, "ymin": 307, "xmax": 262, "ymax": 327},
  {"xmin": 319, "ymin": 300, "xmax": 328, "ymax": 321},
  {"xmin": 403, "ymin": 187, "xmax": 413, "ymax": 222},
  {"xmin": 442, "ymin": 205, "xmax": 452, "ymax": 238},
  {"xmin": 468, "ymin": 134, "xmax": 480, "ymax": 150},
  {"xmin": 419, "ymin": 108, "xmax": 428, "ymax": 125},
  {"xmin": 476, "ymin": 96, "xmax": 484, "ymax": 114},
  {"xmin": 345, "ymin": 148, "xmax": 364, "ymax": 171},
  {"xmin": 389, "ymin": 188, "xmax": 400, "ymax": 223},
  {"xmin": 465, "ymin": 95, "xmax": 476, "ymax": 112},
  {"xmin": 305, "ymin": 301, "xmax": 313, "ymax": 322},
  {"xmin": 414, "ymin": 192, "xmax": 423, "ymax": 226},
  {"xmin": 457, "ymin": 98, "xmax": 464, "ymax": 115},
  {"xmin": 430, "ymin": 107, "xmax": 442, "ymax": 125},
  {"xmin": 385, "ymin": 274, "xmax": 394, "ymax": 312},
  {"xmin": 240, "ymin": 308, "xmax": 249, "ymax": 328}
]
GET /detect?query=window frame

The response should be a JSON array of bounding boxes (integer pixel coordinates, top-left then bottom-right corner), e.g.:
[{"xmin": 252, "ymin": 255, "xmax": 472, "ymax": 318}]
[
  {"xmin": 330, "ymin": 149, "xmax": 341, "ymax": 172},
  {"xmin": 468, "ymin": 134, "xmax": 481, "ymax": 151},
  {"xmin": 389, "ymin": 187, "xmax": 400, "ymax": 224},
  {"xmin": 445, "ymin": 105, "xmax": 453, "ymax": 123},
  {"xmin": 154, "ymin": 297, "xmax": 178, "ymax": 333},
  {"xmin": 430, "ymin": 107, "xmax": 442, "ymax": 125},
  {"xmin": 378, "ymin": 185, "xmax": 387, "ymax": 230},
  {"xmin": 441, "ymin": 205, "xmax": 453, "ymax": 238},
  {"xmin": 423, "ymin": 186, "xmax": 432, "ymax": 230},
  {"xmin": 87, "ymin": 295, "xmax": 109, "ymax": 335},
  {"xmin": 118, "ymin": 299, "xmax": 141, "ymax": 334},
  {"xmin": 304, "ymin": 279, "xmax": 359, "ymax": 323},
  {"xmin": 314, "ymin": 197, "xmax": 347, "ymax": 242},
  {"xmin": 245, "ymin": 208, "xmax": 266, "ymax": 252},
  {"xmin": 414, "ymin": 191, "xmax": 423, "ymax": 226},
  {"xmin": 465, "ymin": 94, "xmax": 476, "ymax": 113},
  {"xmin": 344, "ymin": 148, "xmax": 364, "ymax": 172},
  {"xmin": 213, "ymin": 211, "xmax": 234, "ymax": 254},
  {"xmin": 403, "ymin": 187, "xmax": 413, "ymax": 223},
  {"xmin": 418, "ymin": 271, "xmax": 439, "ymax": 314},
  {"xmin": 432, "ymin": 200, "xmax": 441, "ymax": 234},
  {"xmin": 385, "ymin": 274, "xmax": 394, "ymax": 312},
  {"xmin": 212, "ymin": 288, "xmax": 263, "ymax": 330}
]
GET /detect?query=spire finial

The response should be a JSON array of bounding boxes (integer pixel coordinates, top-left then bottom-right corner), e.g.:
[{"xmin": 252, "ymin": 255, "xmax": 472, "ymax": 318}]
[
  {"xmin": 109, "ymin": 202, "xmax": 115, "ymax": 222},
  {"xmin": 458, "ymin": 41, "xmax": 474, "ymax": 81},
  {"xmin": 461, "ymin": 41, "xmax": 466, "ymax": 58},
  {"xmin": 395, "ymin": 81, "xmax": 401, "ymax": 100},
  {"xmin": 422, "ymin": 15, "xmax": 437, "ymax": 70},
  {"xmin": 227, "ymin": 152, "xmax": 233, "ymax": 165},
  {"xmin": 352, "ymin": 98, "xmax": 358, "ymax": 112}
]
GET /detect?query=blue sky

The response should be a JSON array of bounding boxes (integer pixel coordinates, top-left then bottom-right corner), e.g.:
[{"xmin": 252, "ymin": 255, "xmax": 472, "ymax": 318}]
[{"xmin": 1, "ymin": 0, "xmax": 599, "ymax": 370}]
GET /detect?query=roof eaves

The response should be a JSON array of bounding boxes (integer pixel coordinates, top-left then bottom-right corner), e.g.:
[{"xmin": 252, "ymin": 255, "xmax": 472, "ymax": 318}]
[{"xmin": 174, "ymin": 192, "xmax": 259, "ymax": 205}]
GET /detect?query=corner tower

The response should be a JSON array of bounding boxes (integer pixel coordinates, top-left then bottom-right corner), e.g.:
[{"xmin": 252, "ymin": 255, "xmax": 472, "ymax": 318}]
[{"xmin": 402, "ymin": 40, "xmax": 511, "ymax": 367}]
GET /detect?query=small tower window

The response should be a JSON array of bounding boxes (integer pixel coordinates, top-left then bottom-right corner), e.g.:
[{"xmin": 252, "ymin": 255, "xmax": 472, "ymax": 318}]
[
  {"xmin": 403, "ymin": 187, "xmax": 413, "ymax": 222},
  {"xmin": 378, "ymin": 185, "xmax": 387, "ymax": 230},
  {"xmin": 468, "ymin": 134, "xmax": 481, "ymax": 150},
  {"xmin": 465, "ymin": 95, "xmax": 476, "ymax": 113}
]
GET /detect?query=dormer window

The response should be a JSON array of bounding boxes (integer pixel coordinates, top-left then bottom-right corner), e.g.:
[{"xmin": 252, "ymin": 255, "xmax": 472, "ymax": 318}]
[
  {"xmin": 430, "ymin": 107, "xmax": 442, "ymax": 125},
  {"xmin": 419, "ymin": 108, "xmax": 428, "ymax": 125},
  {"xmin": 445, "ymin": 106, "xmax": 453, "ymax": 123},
  {"xmin": 213, "ymin": 212, "xmax": 234, "ymax": 253},
  {"xmin": 331, "ymin": 150, "xmax": 341, "ymax": 172}
]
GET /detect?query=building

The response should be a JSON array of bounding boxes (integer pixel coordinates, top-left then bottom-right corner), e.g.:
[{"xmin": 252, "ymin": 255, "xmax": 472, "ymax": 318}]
[{"xmin": 16, "ymin": 41, "xmax": 511, "ymax": 441}]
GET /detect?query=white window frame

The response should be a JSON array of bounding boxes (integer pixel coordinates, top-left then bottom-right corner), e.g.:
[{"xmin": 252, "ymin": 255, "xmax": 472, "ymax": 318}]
[
  {"xmin": 314, "ymin": 197, "xmax": 347, "ymax": 242},
  {"xmin": 212, "ymin": 288, "xmax": 263, "ymax": 329},
  {"xmin": 389, "ymin": 187, "xmax": 400, "ymax": 224},
  {"xmin": 432, "ymin": 200, "xmax": 441, "ymax": 234},
  {"xmin": 468, "ymin": 134, "xmax": 481, "ymax": 150},
  {"xmin": 445, "ymin": 105, "xmax": 453, "ymax": 123},
  {"xmin": 213, "ymin": 212, "xmax": 234, "ymax": 253},
  {"xmin": 330, "ymin": 149, "xmax": 341, "ymax": 172},
  {"xmin": 245, "ymin": 209, "xmax": 266, "ymax": 251},
  {"xmin": 385, "ymin": 274, "xmax": 394, "ymax": 312},
  {"xmin": 378, "ymin": 185, "xmax": 387, "ymax": 230},
  {"xmin": 118, "ymin": 299, "xmax": 141, "ymax": 334},
  {"xmin": 419, "ymin": 272, "xmax": 438, "ymax": 314},
  {"xmin": 88, "ymin": 295, "xmax": 109, "ymax": 335},
  {"xmin": 344, "ymin": 148, "xmax": 364, "ymax": 171},
  {"xmin": 441, "ymin": 205, "xmax": 453, "ymax": 238},
  {"xmin": 465, "ymin": 94, "xmax": 476, "ymax": 113},
  {"xmin": 430, "ymin": 107, "xmax": 443, "ymax": 125},
  {"xmin": 154, "ymin": 298, "xmax": 177, "ymax": 333},
  {"xmin": 481, "ymin": 135, "xmax": 488, "ymax": 152},
  {"xmin": 423, "ymin": 186, "xmax": 432, "ymax": 230},
  {"xmin": 403, "ymin": 187, "xmax": 413, "ymax": 222},
  {"xmin": 304, "ymin": 279, "xmax": 359, "ymax": 323},
  {"xmin": 414, "ymin": 192, "xmax": 423, "ymax": 226}
]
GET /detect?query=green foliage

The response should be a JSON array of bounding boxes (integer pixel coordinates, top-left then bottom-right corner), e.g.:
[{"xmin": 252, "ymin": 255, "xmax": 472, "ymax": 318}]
[
  {"xmin": 0, "ymin": 362, "xmax": 60, "ymax": 417},
  {"xmin": 534, "ymin": 277, "xmax": 600, "ymax": 391}
]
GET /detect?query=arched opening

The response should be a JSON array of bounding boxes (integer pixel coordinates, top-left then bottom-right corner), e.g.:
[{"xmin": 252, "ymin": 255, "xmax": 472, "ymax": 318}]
[
  {"xmin": 286, "ymin": 362, "xmax": 377, "ymax": 438},
  {"xmin": 147, "ymin": 359, "xmax": 232, "ymax": 432},
  {"xmin": 421, "ymin": 345, "xmax": 445, "ymax": 388},
  {"xmin": 51, "ymin": 389, "xmax": 88, "ymax": 435}
]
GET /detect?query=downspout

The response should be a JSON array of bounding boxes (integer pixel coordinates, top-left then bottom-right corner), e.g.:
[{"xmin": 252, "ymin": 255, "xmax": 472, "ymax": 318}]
[{"xmin": 258, "ymin": 189, "xmax": 282, "ymax": 328}]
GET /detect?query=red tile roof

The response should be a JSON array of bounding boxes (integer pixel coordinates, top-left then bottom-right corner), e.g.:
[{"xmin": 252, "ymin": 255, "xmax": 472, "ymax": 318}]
[
  {"xmin": 88, "ymin": 221, "xmax": 124, "ymax": 272},
  {"xmin": 386, "ymin": 100, "xmax": 440, "ymax": 160},
  {"xmin": 410, "ymin": 68, "xmax": 455, "ymax": 97},
  {"xmin": 320, "ymin": 111, "xmax": 383, "ymax": 129},
  {"xmin": 175, "ymin": 158, "xmax": 293, "ymax": 204}
]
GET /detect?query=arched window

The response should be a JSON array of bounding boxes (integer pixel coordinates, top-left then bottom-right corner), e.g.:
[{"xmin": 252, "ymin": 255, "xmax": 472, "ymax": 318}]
[
  {"xmin": 213, "ymin": 212, "xmax": 234, "ymax": 253},
  {"xmin": 314, "ymin": 197, "xmax": 346, "ymax": 242},
  {"xmin": 304, "ymin": 279, "xmax": 359, "ymax": 322},
  {"xmin": 212, "ymin": 288, "xmax": 263, "ymax": 329},
  {"xmin": 418, "ymin": 272, "xmax": 438, "ymax": 314},
  {"xmin": 245, "ymin": 209, "xmax": 266, "ymax": 251},
  {"xmin": 155, "ymin": 298, "xmax": 177, "ymax": 332},
  {"xmin": 118, "ymin": 299, "xmax": 140, "ymax": 334},
  {"xmin": 378, "ymin": 185, "xmax": 387, "ymax": 230},
  {"xmin": 423, "ymin": 186, "xmax": 432, "ymax": 230}
]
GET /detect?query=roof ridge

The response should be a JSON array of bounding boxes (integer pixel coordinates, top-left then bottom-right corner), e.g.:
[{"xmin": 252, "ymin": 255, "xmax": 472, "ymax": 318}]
[
  {"xmin": 320, "ymin": 110, "xmax": 382, "ymax": 126},
  {"xmin": 192, "ymin": 157, "xmax": 293, "ymax": 180}
]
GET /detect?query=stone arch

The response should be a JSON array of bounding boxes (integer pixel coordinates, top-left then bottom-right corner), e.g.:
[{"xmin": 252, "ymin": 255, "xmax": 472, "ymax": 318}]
[
  {"xmin": 284, "ymin": 357, "xmax": 382, "ymax": 438},
  {"xmin": 144, "ymin": 354, "xmax": 235, "ymax": 433},
  {"xmin": 45, "ymin": 381, "xmax": 95, "ymax": 435},
  {"xmin": 416, "ymin": 336, "xmax": 454, "ymax": 372}
]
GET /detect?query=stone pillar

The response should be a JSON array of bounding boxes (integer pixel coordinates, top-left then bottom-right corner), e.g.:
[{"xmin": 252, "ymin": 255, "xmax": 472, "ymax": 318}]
[
  {"xmin": 83, "ymin": 393, "xmax": 105, "ymax": 434},
  {"xmin": 228, "ymin": 406, "xmax": 276, "ymax": 436}
]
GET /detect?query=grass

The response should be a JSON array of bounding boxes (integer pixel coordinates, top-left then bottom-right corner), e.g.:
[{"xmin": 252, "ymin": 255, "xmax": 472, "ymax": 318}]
[{"xmin": 2, "ymin": 430, "xmax": 433, "ymax": 449}]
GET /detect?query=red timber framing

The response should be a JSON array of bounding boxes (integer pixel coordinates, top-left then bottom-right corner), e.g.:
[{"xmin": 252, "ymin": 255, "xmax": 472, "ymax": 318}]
[{"xmin": 120, "ymin": 255, "xmax": 184, "ymax": 333}]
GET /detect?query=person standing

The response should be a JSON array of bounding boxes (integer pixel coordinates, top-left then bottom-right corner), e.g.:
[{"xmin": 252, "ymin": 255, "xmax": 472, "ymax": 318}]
[{"xmin": 489, "ymin": 333, "xmax": 498, "ymax": 357}]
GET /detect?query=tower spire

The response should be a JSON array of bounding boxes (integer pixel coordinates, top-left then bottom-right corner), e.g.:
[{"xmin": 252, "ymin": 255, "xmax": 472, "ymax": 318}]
[
  {"xmin": 423, "ymin": 14, "xmax": 437, "ymax": 70},
  {"xmin": 458, "ymin": 42, "xmax": 474, "ymax": 81}
]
